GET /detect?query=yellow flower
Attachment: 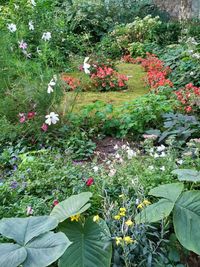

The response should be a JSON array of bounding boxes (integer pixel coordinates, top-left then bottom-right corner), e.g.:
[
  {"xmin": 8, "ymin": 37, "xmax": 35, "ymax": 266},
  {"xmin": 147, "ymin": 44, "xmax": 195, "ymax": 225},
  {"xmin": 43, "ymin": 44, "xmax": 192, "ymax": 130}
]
[
  {"xmin": 123, "ymin": 236, "xmax": 134, "ymax": 244},
  {"xmin": 125, "ymin": 219, "xmax": 134, "ymax": 227},
  {"xmin": 115, "ymin": 237, "xmax": 122, "ymax": 246},
  {"xmin": 119, "ymin": 194, "xmax": 125, "ymax": 198},
  {"xmin": 119, "ymin": 212, "xmax": 126, "ymax": 216},
  {"xmin": 137, "ymin": 203, "xmax": 144, "ymax": 209},
  {"xmin": 119, "ymin": 207, "xmax": 126, "ymax": 212},
  {"xmin": 143, "ymin": 199, "xmax": 151, "ymax": 206},
  {"xmin": 93, "ymin": 215, "xmax": 100, "ymax": 222},
  {"xmin": 114, "ymin": 215, "xmax": 121, "ymax": 220},
  {"xmin": 70, "ymin": 214, "xmax": 80, "ymax": 222}
]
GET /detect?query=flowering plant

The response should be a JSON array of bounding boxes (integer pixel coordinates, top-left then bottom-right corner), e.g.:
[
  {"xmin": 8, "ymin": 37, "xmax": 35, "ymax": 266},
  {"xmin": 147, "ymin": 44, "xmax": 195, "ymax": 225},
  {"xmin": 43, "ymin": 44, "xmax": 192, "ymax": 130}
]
[
  {"xmin": 90, "ymin": 64, "xmax": 128, "ymax": 92},
  {"xmin": 61, "ymin": 75, "xmax": 81, "ymax": 91},
  {"xmin": 175, "ymin": 83, "xmax": 200, "ymax": 113}
]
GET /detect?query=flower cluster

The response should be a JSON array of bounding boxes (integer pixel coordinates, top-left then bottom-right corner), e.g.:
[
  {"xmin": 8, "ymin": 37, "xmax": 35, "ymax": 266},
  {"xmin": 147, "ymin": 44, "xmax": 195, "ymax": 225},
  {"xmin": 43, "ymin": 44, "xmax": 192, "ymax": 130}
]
[
  {"xmin": 18, "ymin": 111, "xmax": 36, "ymax": 123},
  {"xmin": 121, "ymin": 54, "xmax": 135, "ymax": 64},
  {"xmin": 135, "ymin": 53, "xmax": 173, "ymax": 90},
  {"xmin": 175, "ymin": 83, "xmax": 200, "ymax": 113},
  {"xmin": 61, "ymin": 75, "xmax": 80, "ymax": 91},
  {"xmin": 91, "ymin": 65, "xmax": 128, "ymax": 92}
]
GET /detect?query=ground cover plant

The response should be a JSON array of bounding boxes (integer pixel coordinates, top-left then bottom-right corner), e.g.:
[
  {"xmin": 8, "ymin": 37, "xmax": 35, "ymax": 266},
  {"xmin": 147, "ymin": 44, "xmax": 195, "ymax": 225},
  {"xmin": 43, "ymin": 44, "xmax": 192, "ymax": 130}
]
[{"xmin": 0, "ymin": 0, "xmax": 200, "ymax": 266}]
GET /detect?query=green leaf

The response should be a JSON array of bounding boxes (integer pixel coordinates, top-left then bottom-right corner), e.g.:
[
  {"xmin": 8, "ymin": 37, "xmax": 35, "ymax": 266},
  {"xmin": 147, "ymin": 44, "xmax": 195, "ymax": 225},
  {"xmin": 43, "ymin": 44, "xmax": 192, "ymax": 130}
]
[
  {"xmin": 23, "ymin": 232, "xmax": 71, "ymax": 267},
  {"xmin": 149, "ymin": 183, "xmax": 184, "ymax": 202},
  {"xmin": 0, "ymin": 216, "xmax": 70, "ymax": 267},
  {"xmin": 173, "ymin": 191, "xmax": 200, "ymax": 255},
  {"xmin": 172, "ymin": 169, "xmax": 200, "ymax": 182},
  {"xmin": 135, "ymin": 199, "xmax": 174, "ymax": 224},
  {"xmin": 0, "ymin": 243, "xmax": 27, "ymax": 267},
  {"xmin": 58, "ymin": 217, "xmax": 112, "ymax": 267},
  {"xmin": 51, "ymin": 192, "xmax": 92, "ymax": 222},
  {"xmin": 0, "ymin": 216, "xmax": 58, "ymax": 245}
]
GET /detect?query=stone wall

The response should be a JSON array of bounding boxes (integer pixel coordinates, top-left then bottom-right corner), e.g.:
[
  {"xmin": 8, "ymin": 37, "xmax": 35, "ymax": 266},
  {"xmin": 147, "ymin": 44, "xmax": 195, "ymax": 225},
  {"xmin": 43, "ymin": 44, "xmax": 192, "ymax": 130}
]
[{"xmin": 153, "ymin": 0, "xmax": 200, "ymax": 19}]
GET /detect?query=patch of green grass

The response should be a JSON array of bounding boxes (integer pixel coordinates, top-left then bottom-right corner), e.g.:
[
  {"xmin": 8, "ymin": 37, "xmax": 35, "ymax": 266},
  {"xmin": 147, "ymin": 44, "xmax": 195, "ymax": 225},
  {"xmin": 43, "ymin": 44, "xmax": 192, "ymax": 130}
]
[{"xmin": 63, "ymin": 63, "xmax": 148, "ymax": 110}]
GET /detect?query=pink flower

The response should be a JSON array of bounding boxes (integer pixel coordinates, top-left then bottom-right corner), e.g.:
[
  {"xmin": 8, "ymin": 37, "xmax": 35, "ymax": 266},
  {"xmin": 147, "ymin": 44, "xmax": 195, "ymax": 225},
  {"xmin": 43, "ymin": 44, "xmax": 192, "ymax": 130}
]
[
  {"xmin": 19, "ymin": 113, "xmax": 26, "ymax": 123},
  {"xmin": 86, "ymin": 177, "xmax": 94, "ymax": 186},
  {"xmin": 18, "ymin": 40, "xmax": 28, "ymax": 50},
  {"xmin": 27, "ymin": 206, "xmax": 33, "ymax": 215},
  {"xmin": 41, "ymin": 123, "xmax": 48, "ymax": 132},
  {"xmin": 53, "ymin": 199, "xmax": 59, "ymax": 206}
]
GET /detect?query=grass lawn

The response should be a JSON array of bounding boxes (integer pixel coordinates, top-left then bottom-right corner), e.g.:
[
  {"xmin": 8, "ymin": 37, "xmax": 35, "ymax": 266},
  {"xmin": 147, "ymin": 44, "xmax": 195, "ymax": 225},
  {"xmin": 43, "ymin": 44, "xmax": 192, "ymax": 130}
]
[{"xmin": 63, "ymin": 63, "xmax": 148, "ymax": 111}]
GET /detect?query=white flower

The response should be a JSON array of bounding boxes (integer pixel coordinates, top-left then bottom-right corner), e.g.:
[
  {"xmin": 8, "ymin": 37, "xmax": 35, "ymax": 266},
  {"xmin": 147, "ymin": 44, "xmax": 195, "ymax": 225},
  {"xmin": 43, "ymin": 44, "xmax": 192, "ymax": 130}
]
[
  {"xmin": 159, "ymin": 151, "xmax": 166, "ymax": 157},
  {"xmin": 29, "ymin": 21, "xmax": 34, "ymax": 31},
  {"xmin": 83, "ymin": 57, "xmax": 90, "ymax": 74},
  {"xmin": 30, "ymin": 0, "xmax": 36, "ymax": 6},
  {"xmin": 7, "ymin": 23, "xmax": 17, "ymax": 33},
  {"xmin": 93, "ymin": 166, "xmax": 99, "ymax": 172},
  {"xmin": 108, "ymin": 168, "xmax": 116, "ymax": 177},
  {"xmin": 45, "ymin": 112, "xmax": 59, "ymax": 125},
  {"xmin": 42, "ymin": 32, "xmax": 51, "ymax": 41},
  {"xmin": 47, "ymin": 76, "xmax": 57, "ymax": 94},
  {"xmin": 160, "ymin": 166, "xmax": 165, "ymax": 171},
  {"xmin": 115, "ymin": 153, "xmax": 121, "ymax": 159},
  {"xmin": 135, "ymin": 198, "xmax": 140, "ymax": 205},
  {"xmin": 27, "ymin": 206, "xmax": 33, "ymax": 215},
  {"xmin": 127, "ymin": 149, "xmax": 136, "ymax": 159},
  {"xmin": 148, "ymin": 165, "xmax": 154, "ymax": 170},
  {"xmin": 177, "ymin": 159, "xmax": 183, "ymax": 165},
  {"xmin": 36, "ymin": 47, "xmax": 41, "ymax": 54},
  {"xmin": 114, "ymin": 144, "xmax": 119, "ymax": 150},
  {"xmin": 14, "ymin": 4, "xmax": 19, "ymax": 10},
  {"xmin": 157, "ymin": 145, "xmax": 166, "ymax": 152}
]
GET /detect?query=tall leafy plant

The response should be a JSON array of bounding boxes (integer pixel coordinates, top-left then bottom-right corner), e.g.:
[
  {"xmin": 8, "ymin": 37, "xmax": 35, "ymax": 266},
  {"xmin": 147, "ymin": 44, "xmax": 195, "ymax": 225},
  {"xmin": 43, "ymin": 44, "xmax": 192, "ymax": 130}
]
[{"xmin": 135, "ymin": 183, "xmax": 200, "ymax": 255}]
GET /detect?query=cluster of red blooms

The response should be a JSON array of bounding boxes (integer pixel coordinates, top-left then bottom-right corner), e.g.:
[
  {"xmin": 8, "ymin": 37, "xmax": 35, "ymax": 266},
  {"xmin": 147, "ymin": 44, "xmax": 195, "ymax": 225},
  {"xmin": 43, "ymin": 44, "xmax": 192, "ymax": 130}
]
[
  {"xmin": 175, "ymin": 83, "xmax": 200, "ymax": 113},
  {"xmin": 61, "ymin": 75, "xmax": 80, "ymax": 91},
  {"xmin": 135, "ymin": 53, "xmax": 173, "ymax": 90},
  {"xmin": 91, "ymin": 65, "xmax": 128, "ymax": 92},
  {"xmin": 121, "ymin": 54, "xmax": 135, "ymax": 64},
  {"xmin": 19, "ymin": 111, "xmax": 36, "ymax": 123}
]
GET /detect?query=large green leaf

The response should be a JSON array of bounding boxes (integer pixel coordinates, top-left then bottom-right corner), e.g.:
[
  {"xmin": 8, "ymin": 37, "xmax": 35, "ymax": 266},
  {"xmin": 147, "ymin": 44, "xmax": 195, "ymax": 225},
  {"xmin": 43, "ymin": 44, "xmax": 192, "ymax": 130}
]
[
  {"xmin": 0, "ymin": 216, "xmax": 58, "ymax": 245},
  {"xmin": 172, "ymin": 169, "xmax": 200, "ymax": 182},
  {"xmin": 23, "ymin": 232, "xmax": 71, "ymax": 267},
  {"xmin": 149, "ymin": 183, "xmax": 184, "ymax": 202},
  {"xmin": 0, "ymin": 216, "xmax": 71, "ymax": 267},
  {"xmin": 135, "ymin": 199, "xmax": 174, "ymax": 224},
  {"xmin": 0, "ymin": 243, "xmax": 27, "ymax": 267},
  {"xmin": 51, "ymin": 192, "xmax": 93, "ymax": 222},
  {"xmin": 58, "ymin": 217, "xmax": 112, "ymax": 267},
  {"xmin": 173, "ymin": 191, "xmax": 200, "ymax": 255}
]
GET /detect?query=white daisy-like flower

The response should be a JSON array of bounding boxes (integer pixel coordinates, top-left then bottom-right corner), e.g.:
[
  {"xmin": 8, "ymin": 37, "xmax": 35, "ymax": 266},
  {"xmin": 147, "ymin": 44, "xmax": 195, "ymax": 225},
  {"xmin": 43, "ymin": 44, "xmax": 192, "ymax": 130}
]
[
  {"xmin": 83, "ymin": 57, "xmax": 90, "ymax": 74},
  {"xmin": 93, "ymin": 166, "xmax": 99, "ymax": 172},
  {"xmin": 30, "ymin": 0, "xmax": 36, "ymax": 6},
  {"xmin": 8, "ymin": 23, "xmax": 17, "ymax": 33},
  {"xmin": 157, "ymin": 145, "xmax": 166, "ymax": 152},
  {"xmin": 47, "ymin": 77, "xmax": 56, "ymax": 94},
  {"xmin": 29, "ymin": 21, "xmax": 34, "ymax": 31},
  {"xmin": 127, "ymin": 149, "xmax": 136, "ymax": 159},
  {"xmin": 148, "ymin": 165, "xmax": 154, "ymax": 170},
  {"xmin": 45, "ymin": 112, "xmax": 59, "ymax": 125},
  {"xmin": 42, "ymin": 32, "xmax": 51, "ymax": 41}
]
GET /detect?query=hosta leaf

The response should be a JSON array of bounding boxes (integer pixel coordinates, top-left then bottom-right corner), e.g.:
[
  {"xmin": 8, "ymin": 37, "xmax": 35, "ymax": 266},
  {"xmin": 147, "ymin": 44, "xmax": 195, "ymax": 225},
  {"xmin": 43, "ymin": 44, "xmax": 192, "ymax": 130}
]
[
  {"xmin": 23, "ymin": 232, "xmax": 71, "ymax": 267},
  {"xmin": 51, "ymin": 192, "xmax": 92, "ymax": 222},
  {"xmin": 58, "ymin": 217, "xmax": 112, "ymax": 267},
  {"xmin": 172, "ymin": 169, "xmax": 200, "ymax": 182},
  {"xmin": 135, "ymin": 199, "xmax": 174, "ymax": 224},
  {"xmin": 149, "ymin": 183, "xmax": 184, "ymax": 203},
  {"xmin": 0, "ymin": 216, "xmax": 58, "ymax": 245},
  {"xmin": 173, "ymin": 191, "xmax": 200, "ymax": 255},
  {"xmin": 0, "ymin": 243, "xmax": 27, "ymax": 267}
]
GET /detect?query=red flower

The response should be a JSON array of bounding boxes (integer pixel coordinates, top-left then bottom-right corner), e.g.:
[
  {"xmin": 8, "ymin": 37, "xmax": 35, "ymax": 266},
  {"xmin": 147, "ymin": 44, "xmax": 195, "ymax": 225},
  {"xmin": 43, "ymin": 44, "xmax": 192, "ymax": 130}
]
[
  {"xmin": 53, "ymin": 199, "xmax": 59, "ymax": 206},
  {"xmin": 27, "ymin": 111, "xmax": 36, "ymax": 119},
  {"xmin": 86, "ymin": 177, "xmax": 94, "ymax": 186}
]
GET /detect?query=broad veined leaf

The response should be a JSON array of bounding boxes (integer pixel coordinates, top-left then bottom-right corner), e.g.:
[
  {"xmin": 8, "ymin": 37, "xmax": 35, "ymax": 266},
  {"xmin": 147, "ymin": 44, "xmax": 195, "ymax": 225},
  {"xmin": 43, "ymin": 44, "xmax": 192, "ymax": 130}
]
[
  {"xmin": 58, "ymin": 217, "xmax": 112, "ymax": 267},
  {"xmin": 23, "ymin": 232, "xmax": 71, "ymax": 267},
  {"xmin": 51, "ymin": 192, "xmax": 92, "ymax": 222},
  {"xmin": 173, "ymin": 191, "xmax": 200, "ymax": 255},
  {"xmin": 0, "ymin": 216, "xmax": 58, "ymax": 245},
  {"xmin": 0, "ymin": 243, "xmax": 27, "ymax": 267},
  {"xmin": 172, "ymin": 169, "xmax": 200, "ymax": 182},
  {"xmin": 149, "ymin": 183, "xmax": 184, "ymax": 203},
  {"xmin": 0, "ymin": 216, "xmax": 70, "ymax": 267},
  {"xmin": 135, "ymin": 199, "xmax": 174, "ymax": 224}
]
